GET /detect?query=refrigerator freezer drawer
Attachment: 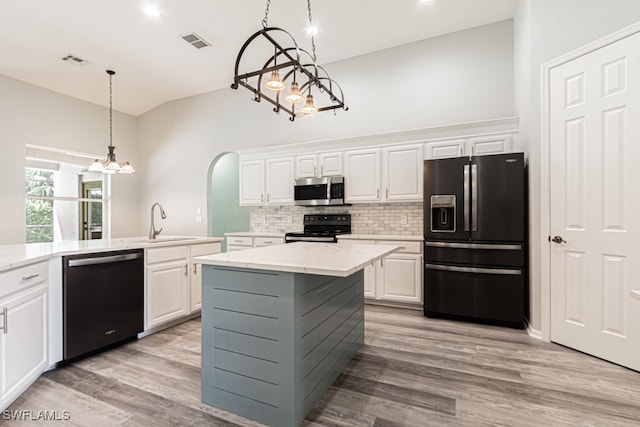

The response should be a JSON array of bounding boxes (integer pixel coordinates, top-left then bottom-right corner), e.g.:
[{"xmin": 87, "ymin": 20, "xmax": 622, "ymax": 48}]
[
  {"xmin": 424, "ymin": 263, "xmax": 524, "ymax": 328},
  {"xmin": 424, "ymin": 241, "xmax": 525, "ymax": 267}
]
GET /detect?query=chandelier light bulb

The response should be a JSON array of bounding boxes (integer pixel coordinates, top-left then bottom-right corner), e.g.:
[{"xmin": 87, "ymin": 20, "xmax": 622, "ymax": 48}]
[
  {"xmin": 265, "ymin": 69, "xmax": 285, "ymax": 91},
  {"xmin": 301, "ymin": 94, "xmax": 318, "ymax": 114},
  {"xmin": 285, "ymin": 81, "xmax": 304, "ymax": 104}
]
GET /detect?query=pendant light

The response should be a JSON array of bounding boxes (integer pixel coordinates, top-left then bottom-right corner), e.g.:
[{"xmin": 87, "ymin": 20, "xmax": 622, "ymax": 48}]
[
  {"xmin": 231, "ymin": 0, "xmax": 347, "ymax": 121},
  {"xmin": 88, "ymin": 70, "xmax": 135, "ymax": 174}
]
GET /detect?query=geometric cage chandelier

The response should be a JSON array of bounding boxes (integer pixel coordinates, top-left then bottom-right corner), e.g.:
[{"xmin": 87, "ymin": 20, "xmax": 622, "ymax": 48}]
[
  {"xmin": 231, "ymin": 0, "xmax": 348, "ymax": 121},
  {"xmin": 88, "ymin": 69, "xmax": 135, "ymax": 174}
]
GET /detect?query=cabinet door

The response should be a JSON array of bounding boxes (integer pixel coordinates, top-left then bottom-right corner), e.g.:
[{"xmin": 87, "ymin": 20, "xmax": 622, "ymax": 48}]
[
  {"xmin": 319, "ymin": 152, "xmax": 343, "ymax": 176},
  {"xmin": 189, "ymin": 243, "xmax": 222, "ymax": 313},
  {"xmin": 266, "ymin": 157, "xmax": 294, "ymax": 204},
  {"xmin": 383, "ymin": 145, "xmax": 423, "ymax": 202},
  {"xmin": 363, "ymin": 261, "xmax": 377, "ymax": 299},
  {"xmin": 146, "ymin": 260, "xmax": 189, "ymax": 329},
  {"xmin": 0, "ymin": 285, "xmax": 48, "ymax": 405},
  {"xmin": 344, "ymin": 149, "xmax": 381, "ymax": 202},
  {"xmin": 469, "ymin": 135, "xmax": 511, "ymax": 156},
  {"xmin": 239, "ymin": 160, "xmax": 265, "ymax": 206},
  {"xmin": 425, "ymin": 139, "xmax": 465, "ymax": 159},
  {"xmin": 295, "ymin": 154, "xmax": 318, "ymax": 178},
  {"xmin": 378, "ymin": 254, "xmax": 423, "ymax": 303}
]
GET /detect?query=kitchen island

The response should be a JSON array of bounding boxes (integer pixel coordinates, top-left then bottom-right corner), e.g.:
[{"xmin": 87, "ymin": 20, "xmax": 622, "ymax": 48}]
[{"xmin": 195, "ymin": 242, "xmax": 398, "ymax": 427}]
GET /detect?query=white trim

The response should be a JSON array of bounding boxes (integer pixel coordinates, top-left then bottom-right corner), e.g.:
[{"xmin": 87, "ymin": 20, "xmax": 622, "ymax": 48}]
[
  {"xmin": 539, "ymin": 20, "xmax": 640, "ymax": 343},
  {"xmin": 525, "ymin": 318, "xmax": 543, "ymax": 341}
]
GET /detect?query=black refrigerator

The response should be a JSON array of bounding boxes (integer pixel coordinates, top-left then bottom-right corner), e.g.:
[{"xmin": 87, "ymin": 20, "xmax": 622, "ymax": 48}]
[{"xmin": 423, "ymin": 152, "xmax": 527, "ymax": 328}]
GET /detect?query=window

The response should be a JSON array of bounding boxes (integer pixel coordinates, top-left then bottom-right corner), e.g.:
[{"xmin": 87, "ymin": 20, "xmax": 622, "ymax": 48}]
[{"xmin": 25, "ymin": 147, "xmax": 109, "ymax": 243}]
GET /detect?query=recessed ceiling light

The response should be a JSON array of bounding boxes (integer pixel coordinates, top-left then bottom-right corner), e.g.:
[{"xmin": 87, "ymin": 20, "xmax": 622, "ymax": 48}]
[{"xmin": 142, "ymin": 5, "xmax": 162, "ymax": 17}]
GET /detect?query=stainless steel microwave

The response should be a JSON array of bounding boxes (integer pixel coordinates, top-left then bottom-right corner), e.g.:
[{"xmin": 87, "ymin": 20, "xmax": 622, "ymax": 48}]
[{"xmin": 294, "ymin": 177, "xmax": 345, "ymax": 206}]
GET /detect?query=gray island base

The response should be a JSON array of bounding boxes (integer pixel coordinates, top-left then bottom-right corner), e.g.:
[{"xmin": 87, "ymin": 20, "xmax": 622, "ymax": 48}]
[{"xmin": 197, "ymin": 242, "xmax": 398, "ymax": 427}]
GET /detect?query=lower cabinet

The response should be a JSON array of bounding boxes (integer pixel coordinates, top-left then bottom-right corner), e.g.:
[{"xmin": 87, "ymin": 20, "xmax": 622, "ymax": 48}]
[
  {"xmin": 145, "ymin": 242, "xmax": 221, "ymax": 331},
  {"xmin": 0, "ymin": 262, "xmax": 48, "ymax": 411},
  {"xmin": 225, "ymin": 233, "xmax": 284, "ymax": 252},
  {"xmin": 339, "ymin": 237, "xmax": 423, "ymax": 305}
]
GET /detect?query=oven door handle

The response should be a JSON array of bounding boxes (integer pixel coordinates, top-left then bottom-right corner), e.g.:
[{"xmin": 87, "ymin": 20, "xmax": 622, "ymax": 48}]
[
  {"xmin": 68, "ymin": 252, "xmax": 143, "ymax": 267},
  {"xmin": 425, "ymin": 263, "xmax": 522, "ymax": 276}
]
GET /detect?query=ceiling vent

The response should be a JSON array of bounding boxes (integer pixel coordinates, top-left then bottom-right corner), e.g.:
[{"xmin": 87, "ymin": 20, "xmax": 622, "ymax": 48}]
[
  {"xmin": 181, "ymin": 32, "xmax": 211, "ymax": 49},
  {"xmin": 60, "ymin": 54, "xmax": 89, "ymax": 66}
]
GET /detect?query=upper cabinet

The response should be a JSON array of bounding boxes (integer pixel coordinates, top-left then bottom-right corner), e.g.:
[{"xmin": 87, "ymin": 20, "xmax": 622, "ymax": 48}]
[
  {"xmin": 425, "ymin": 135, "xmax": 512, "ymax": 159},
  {"xmin": 294, "ymin": 152, "xmax": 343, "ymax": 179},
  {"xmin": 382, "ymin": 144, "xmax": 423, "ymax": 202},
  {"xmin": 239, "ymin": 157, "xmax": 294, "ymax": 206},
  {"xmin": 344, "ymin": 148, "xmax": 381, "ymax": 202}
]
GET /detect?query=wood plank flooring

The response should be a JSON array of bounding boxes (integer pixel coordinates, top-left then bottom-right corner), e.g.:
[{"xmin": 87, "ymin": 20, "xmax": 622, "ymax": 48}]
[{"xmin": 5, "ymin": 305, "xmax": 640, "ymax": 426}]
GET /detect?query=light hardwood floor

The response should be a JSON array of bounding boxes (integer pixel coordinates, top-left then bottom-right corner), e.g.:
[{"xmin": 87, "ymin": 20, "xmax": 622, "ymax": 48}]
[{"xmin": 5, "ymin": 305, "xmax": 640, "ymax": 426}]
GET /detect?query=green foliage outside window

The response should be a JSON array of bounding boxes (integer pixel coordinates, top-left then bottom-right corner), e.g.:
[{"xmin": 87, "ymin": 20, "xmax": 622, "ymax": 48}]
[{"xmin": 25, "ymin": 168, "xmax": 54, "ymax": 243}]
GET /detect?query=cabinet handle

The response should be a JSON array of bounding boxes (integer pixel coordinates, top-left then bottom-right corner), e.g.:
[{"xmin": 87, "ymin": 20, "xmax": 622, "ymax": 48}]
[
  {"xmin": 1, "ymin": 307, "xmax": 7, "ymax": 334},
  {"xmin": 376, "ymin": 189, "xmax": 380, "ymax": 199},
  {"xmin": 320, "ymin": 165, "xmax": 324, "ymax": 175},
  {"xmin": 267, "ymin": 194, "xmax": 270, "ymax": 202},
  {"xmin": 385, "ymin": 188, "xmax": 388, "ymax": 199},
  {"xmin": 314, "ymin": 166, "xmax": 317, "ymax": 176},
  {"xmin": 21, "ymin": 273, "xmax": 40, "ymax": 281},
  {"xmin": 184, "ymin": 264, "xmax": 188, "ymax": 276},
  {"xmin": 193, "ymin": 264, "xmax": 198, "ymax": 275}
]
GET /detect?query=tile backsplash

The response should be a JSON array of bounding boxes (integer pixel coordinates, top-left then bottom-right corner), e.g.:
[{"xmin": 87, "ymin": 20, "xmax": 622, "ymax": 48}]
[{"xmin": 250, "ymin": 202, "xmax": 423, "ymax": 236}]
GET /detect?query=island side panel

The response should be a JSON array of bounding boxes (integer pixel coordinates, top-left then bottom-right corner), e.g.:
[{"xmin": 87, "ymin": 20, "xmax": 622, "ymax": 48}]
[
  {"xmin": 201, "ymin": 265, "xmax": 364, "ymax": 427},
  {"xmin": 294, "ymin": 270, "xmax": 364, "ymax": 422}
]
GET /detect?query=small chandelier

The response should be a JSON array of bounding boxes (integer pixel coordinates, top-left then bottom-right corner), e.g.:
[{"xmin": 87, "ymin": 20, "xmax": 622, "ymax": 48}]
[
  {"xmin": 231, "ymin": 0, "xmax": 348, "ymax": 121},
  {"xmin": 88, "ymin": 70, "xmax": 135, "ymax": 174}
]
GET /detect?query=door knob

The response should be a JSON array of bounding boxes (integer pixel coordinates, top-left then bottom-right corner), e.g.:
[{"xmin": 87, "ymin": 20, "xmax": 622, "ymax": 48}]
[{"xmin": 551, "ymin": 235, "xmax": 567, "ymax": 244}]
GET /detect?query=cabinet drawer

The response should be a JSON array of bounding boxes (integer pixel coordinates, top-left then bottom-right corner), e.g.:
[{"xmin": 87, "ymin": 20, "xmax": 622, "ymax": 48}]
[
  {"xmin": 146, "ymin": 246, "xmax": 188, "ymax": 264},
  {"xmin": 226, "ymin": 236, "xmax": 253, "ymax": 247},
  {"xmin": 379, "ymin": 240, "xmax": 422, "ymax": 254},
  {"xmin": 0, "ymin": 261, "xmax": 48, "ymax": 298},
  {"xmin": 190, "ymin": 242, "xmax": 222, "ymax": 257},
  {"xmin": 254, "ymin": 237, "xmax": 283, "ymax": 247}
]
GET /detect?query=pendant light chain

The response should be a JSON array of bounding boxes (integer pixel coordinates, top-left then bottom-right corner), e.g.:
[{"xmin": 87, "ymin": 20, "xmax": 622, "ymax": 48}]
[
  {"xmin": 108, "ymin": 71, "xmax": 113, "ymax": 148},
  {"xmin": 262, "ymin": 0, "xmax": 271, "ymax": 28},
  {"xmin": 307, "ymin": 0, "xmax": 317, "ymax": 63}
]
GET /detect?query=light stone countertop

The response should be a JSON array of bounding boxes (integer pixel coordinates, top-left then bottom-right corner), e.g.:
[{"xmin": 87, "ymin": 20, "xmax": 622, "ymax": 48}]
[
  {"xmin": 337, "ymin": 234, "xmax": 423, "ymax": 241},
  {"xmin": 0, "ymin": 236, "xmax": 224, "ymax": 273},
  {"xmin": 194, "ymin": 242, "xmax": 399, "ymax": 277}
]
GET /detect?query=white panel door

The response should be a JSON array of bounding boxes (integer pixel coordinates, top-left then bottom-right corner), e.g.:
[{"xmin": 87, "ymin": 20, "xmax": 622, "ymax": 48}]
[
  {"xmin": 146, "ymin": 260, "xmax": 189, "ymax": 329},
  {"xmin": 383, "ymin": 145, "xmax": 423, "ymax": 201},
  {"xmin": 319, "ymin": 152, "xmax": 343, "ymax": 176},
  {"xmin": 550, "ymin": 32, "xmax": 640, "ymax": 371},
  {"xmin": 265, "ymin": 157, "xmax": 294, "ymax": 204},
  {"xmin": 344, "ymin": 149, "xmax": 381, "ymax": 202},
  {"xmin": 378, "ymin": 255, "xmax": 422, "ymax": 303},
  {"xmin": 239, "ymin": 160, "xmax": 264, "ymax": 205},
  {"xmin": 295, "ymin": 154, "xmax": 318, "ymax": 178}
]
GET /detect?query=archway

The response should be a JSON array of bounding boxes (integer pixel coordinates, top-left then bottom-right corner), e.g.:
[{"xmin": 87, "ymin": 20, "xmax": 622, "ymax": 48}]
[{"xmin": 207, "ymin": 152, "xmax": 249, "ymax": 252}]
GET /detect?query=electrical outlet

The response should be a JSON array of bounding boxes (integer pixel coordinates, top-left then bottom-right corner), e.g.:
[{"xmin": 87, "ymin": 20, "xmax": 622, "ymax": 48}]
[
  {"xmin": 400, "ymin": 215, "xmax": 407, "ymax": 225},
  {"xmin": 195, "ymin": 216, "xmax": 202, "ymax": 224}
]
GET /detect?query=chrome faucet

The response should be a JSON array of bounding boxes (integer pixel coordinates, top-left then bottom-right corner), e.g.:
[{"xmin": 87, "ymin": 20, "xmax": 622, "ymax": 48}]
[{"xmin": 149, "ymin": 202, "xmax": 167, "ymax": 240}]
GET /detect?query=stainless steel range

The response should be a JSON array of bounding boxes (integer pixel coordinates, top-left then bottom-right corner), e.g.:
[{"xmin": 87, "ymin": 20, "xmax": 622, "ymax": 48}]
[{"xmin": 284, "ymin": 213, "xmax": 351, "ymax": 243}]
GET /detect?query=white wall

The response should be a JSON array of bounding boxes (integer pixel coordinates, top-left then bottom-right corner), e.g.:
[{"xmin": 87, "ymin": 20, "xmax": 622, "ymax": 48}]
[
  {"xmin": 137, "ymin": 20, "xmax": 514, "ymax": 236},
  {"xmin": 0, "ymin": 75, "xmax": 140, "ymax": 244},
  {"xmin": 514, "ymin": 0, "xmax": 640, "ymax": 332}
]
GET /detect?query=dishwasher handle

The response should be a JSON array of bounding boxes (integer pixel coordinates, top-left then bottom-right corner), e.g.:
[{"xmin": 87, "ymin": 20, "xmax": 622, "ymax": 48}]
[{"xmin": 68, "ymin": 252, "xmax": 143, "ymax": 267}]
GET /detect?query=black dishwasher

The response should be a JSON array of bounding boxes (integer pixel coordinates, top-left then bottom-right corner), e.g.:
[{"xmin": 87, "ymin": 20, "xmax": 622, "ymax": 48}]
[{"xmin": 62, "ymin": 249, "xmax": 144, "ymax": 361}]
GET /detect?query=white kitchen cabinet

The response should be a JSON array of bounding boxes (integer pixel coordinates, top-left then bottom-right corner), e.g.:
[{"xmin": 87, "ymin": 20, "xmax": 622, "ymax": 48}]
[
  {"xmin": 344, "ymin": 148, "xmax": 381, "ymax": 202},
  {"xmin": 0, "ymin": 262, "xmax": 48, "ymax": 411},
  {"xmin": 189, "ymin": 242, "xmax": 222, "ymax": 313},
  {"xmin": 225, "ymin": 233, "xmax": 284, "ymax": 252},
  {"xmin": 295, "ymin": 152, "xmax": 343, "ymax": 178},
  {"xmin": 425, "ymin": 135, "xmax": 512, "ymax": 159},
  {"xmin": 239, "ymin": 160, "xmax": 265, "ymax": 205},
  {"xmin": 145, "ymin": 246, "xmax": 189, "ymax": 330},
  {"xmin": 382, "ymin": 144, "xmax": 423, "ymax": 202},
  {"xmin": 146, "ymin": 243, "xmax": 222, "ymax": 328},
  {"xmin": 240, "ymin": 157, "xmax": 294, "ymax": 205},
  {"xmin": 265, "ymin": 157, "xmax": 294, "ymax": 204},
  {"xmin": 338, "ymin": 237, "xmax": 423, "ymax": 305}
]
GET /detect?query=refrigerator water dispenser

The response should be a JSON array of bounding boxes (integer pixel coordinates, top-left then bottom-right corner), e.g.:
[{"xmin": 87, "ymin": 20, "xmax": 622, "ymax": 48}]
[{"xmin": 431, "ymin": 195, "xmax": 456, "ymax": 232}]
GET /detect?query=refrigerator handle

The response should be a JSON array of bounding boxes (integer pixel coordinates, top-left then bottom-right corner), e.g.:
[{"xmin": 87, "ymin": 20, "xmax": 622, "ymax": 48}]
[
  {"xmin": 463, "ymin": 164, "xmax": 470, "ymax": 231},
  {"xmin": 471, "ymin": 163, "xmax": 478, "ymax": 232}
]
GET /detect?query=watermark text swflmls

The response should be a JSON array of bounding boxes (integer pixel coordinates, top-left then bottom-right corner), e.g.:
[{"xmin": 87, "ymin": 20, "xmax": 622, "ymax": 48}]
[{"xmin": 2, "ymin": 409, "xmax": 71, "ymax": 421}]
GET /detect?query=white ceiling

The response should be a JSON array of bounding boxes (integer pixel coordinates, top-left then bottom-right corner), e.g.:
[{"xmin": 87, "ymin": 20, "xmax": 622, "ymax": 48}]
[{"xmin": 0, "ymin": 0, "xmax": 518, "ymax": 116}]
